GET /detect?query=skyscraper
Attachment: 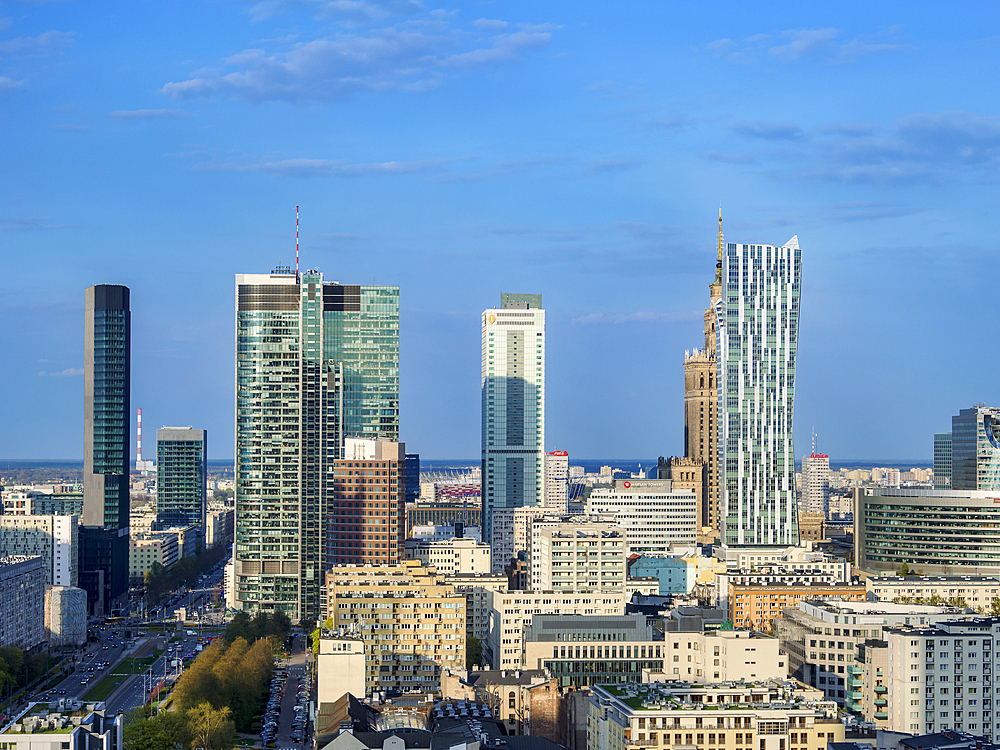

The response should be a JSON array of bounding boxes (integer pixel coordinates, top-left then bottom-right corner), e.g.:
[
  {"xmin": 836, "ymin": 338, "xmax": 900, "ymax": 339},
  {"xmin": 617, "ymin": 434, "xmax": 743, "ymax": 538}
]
[
  {"xmin": 481, "ymin": 293, "xmax": 545, "ymax": 541},
  {"xmin": 81, "ymin": 284, "xmax": 130, "ymax": 616},
  {"xmin": 543, "ymin": 450, "xmax": 569, "ymax": 513},
  {"xmin": 949, "ymin": 406, "xmax": 1000, "ymax": 491},
  {"xmin": 156, "ymin": 427, "xmax": 207, "ymax": 547},
  {"xmin": 933, "ymin": 432, "xmax": 953, "ymax": 488},
  {"xmin": 234, "ymin": 268, "xmax": 400, "ymax": 621},
  {"xmin": 683, "ymin": 213, "xmax": 724, "ymax": 532},
  {"xmin": 717, "ymin": 235, "xmax": 801, "ymax": 547}
]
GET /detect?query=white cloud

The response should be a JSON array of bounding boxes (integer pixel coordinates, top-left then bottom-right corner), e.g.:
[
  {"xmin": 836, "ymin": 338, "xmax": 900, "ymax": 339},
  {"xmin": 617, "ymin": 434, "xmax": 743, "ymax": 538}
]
[
  {"xmin": 0, "ymin": 30, "xmax": 74, "ymax": 57},
  {"xmin": 705, "ymin": 27, "xmax": 910, "ymax": 66},
  {"xmin": 111, "ymin": 108, "xmax": 194, "ymax": 120},
  {"xmin": 473, "ymin": 18, "xmax": 508, "ymax": 30},
  {"xmin": 0, "ymin": 76, "xmax": 23, "ymax": 91},
  {"xmin": 162, "ymin": 18, "xmax": 557, "ymax": 103},
  {"xmin": 193, "ymin": 155, "xmax": 458, "ymax": 177},
  {"xmin": 39, "ymin": 367, "xmax": 83, "ymax": 377}
]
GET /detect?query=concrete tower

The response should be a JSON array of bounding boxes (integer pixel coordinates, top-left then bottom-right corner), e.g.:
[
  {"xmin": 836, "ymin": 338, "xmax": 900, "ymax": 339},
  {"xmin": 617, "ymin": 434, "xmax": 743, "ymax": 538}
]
[
  {"xmin": 481, "ymin": 293, "xmax": 545, "ymax": 541},
  {"xmin": 682, "ymin": 212, "xmax": 724, "ymax": 533}
]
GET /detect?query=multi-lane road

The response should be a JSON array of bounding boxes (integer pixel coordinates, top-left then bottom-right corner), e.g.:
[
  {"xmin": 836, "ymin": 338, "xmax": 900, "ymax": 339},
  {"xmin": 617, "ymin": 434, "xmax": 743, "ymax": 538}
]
[{"xmin": 25, "ymin": 565, "xmax": 227, "ymax": 716}]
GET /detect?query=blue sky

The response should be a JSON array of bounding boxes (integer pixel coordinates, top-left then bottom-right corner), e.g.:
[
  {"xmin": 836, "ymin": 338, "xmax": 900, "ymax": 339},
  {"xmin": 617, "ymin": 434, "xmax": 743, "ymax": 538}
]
[{"xmin": 2, "ymin": 0, "xmax": 998, "ymax": 462}]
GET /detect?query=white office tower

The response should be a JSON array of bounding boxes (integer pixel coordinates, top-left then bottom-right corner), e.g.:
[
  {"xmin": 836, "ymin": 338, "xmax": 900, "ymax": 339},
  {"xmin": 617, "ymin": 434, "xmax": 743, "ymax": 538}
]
[
  {"xmin": 543, "ymin": 451, "xmax": 569, "ymax": 512},
  {"xmin": 800, "ymin": 451, "xmax": 830, "ymax": 516},
  {"xmin": 481, "ymin": 293, "xmax": 545, "ymax": 542},
  {"xmin": 587, "ymin": 479, "xmax": 697, "ymax": 556},
  {"xmin": 717, "ymin": 235, "xmax": 802, "ymax": 547}
]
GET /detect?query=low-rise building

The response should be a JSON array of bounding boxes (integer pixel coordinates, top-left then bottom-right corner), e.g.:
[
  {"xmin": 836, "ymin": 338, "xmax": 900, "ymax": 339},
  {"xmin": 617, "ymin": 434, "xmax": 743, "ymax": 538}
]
[
  {"xmin": 316, "ymin": 631, "xmax": 366, "ymax": 705},
  {"xmin": 441, "ymin": 667, "xmax": 563, "ymax": 738},
  {"xmin": 730, "ymin": 583, "xmax": 866, "ymax": 631},
  {"xmin": 629, "ymin": 555, "xmax": 695, "ymax": 595},
  {"xmin": 866, "ymin": 576, "xmax": 1000, "ymax": 610},
  {"xmin": 1, "ymin": 488, "xmax": 83, "ymax": 517},
  {"xmin": 522, "ymin": 614, "xmax": 785, "ymax": 688},
  {"xmin": 321, "ymin": 560, "xmax": 466, "ymax": 694},
  {"xmin": 0, "ymin": 514, "xmax": 78, "ymax": 587},
  {"xmin": 404, "ymin": 535, "xmax": 492, "ymax": 575},
  {"xmin": 445, "ymin": 572, "xmax": 508, "ymax": 642},
  {"xmin": 587, "ymin": 479, "xmax": 698, "ymax": 556},
  {"xmin": 487, "ymin": 589, "xmax": 626, "ymax": 669},
  {"xmin": 0, "ymin": 707, "xmax": 122, "ymax": 750},
  {"xmin": 129, "ymin": 533, "xmax": 179, "ymax": 580},
  {"xmin": 717, "ymin": 567, "xmax": 851, "ymax": 612},
  {"xmin": 587, "ymin": 680, "xmax": 844, "ymax": 750},
  {"xmin": 776, "ymin": 599, "xmax": 968, "ymax": 712},
  {"xmin": 0, "ymin": 555, "xmax": 45, "ymax": 650},
  {"xmin": 530, "ymin": 521, "xmax": 626, "ymax": 593}
]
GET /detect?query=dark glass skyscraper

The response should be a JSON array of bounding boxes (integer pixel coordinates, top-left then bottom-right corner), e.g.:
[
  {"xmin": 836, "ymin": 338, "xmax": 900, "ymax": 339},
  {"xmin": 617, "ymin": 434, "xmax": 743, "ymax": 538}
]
[
  {"xmin": 950, "ymin": 406, "xmax": 1000, "ymax": 491},
  {"xmin": 81, "ymin": 284, "xmax": 130, "ymax": 616}
]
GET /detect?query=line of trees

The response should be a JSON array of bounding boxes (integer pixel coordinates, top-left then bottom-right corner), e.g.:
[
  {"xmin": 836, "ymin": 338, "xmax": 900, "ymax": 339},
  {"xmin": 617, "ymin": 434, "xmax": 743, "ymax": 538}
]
[
  {"xmin": 224, "ymin": 610, "xmax": 292, "ymax": 648},
  {"xmin": 124, "ymin": 702, "xmax": 234, "ymax": 750},
  {"xmin": 143, "ymin": 545, "xmax": 228, "ymax": 601},
  {"xmin": 172, "ymin": 636, "xmax": 276, "ymax": 731},
  {"xmin": 0, "ymin": 646, "xmax": 55, "ymax": 701}
]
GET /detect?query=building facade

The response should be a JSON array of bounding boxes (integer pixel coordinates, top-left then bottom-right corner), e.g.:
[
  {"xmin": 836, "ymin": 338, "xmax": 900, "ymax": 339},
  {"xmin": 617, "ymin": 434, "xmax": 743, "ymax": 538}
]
[
  {"xmin": 544, "ymin": 451, "xmax": 569, "ymax": 513},
  {"xmin": 406, "ymin": 501, "xmax": 481, "ymax": 534},
  {"xmin": 489, "ymin": 505, "xmax": 550, "ymax": 574},
  {"xmin": 320, "ymin": 560, "xmax": 466, "ymax": 694},
  {"xmin": 129, "ymin": 533, "xmax": 179, "ymax": 580},
  {"xmin": 487, "ymin": 589, "xmax": 626, "ymax": 669},
  {"xmin": 717, "ymin": 237, "xmax": 801, "ymax": 547},
  {"xmin": 587, "ymin": 479, "xmax": 698, "ymax": 556},
  {"xmin": 0, "ymin": 515, "xmax": 77, "ymax": 587},
  {"xmin": 866, "ymin": 576, "xmax": 1000, "ymax": 609},
  {"xmin": 481, "ymin": 293, "xmax": 545, "ymax": 542},
  {"xmin": 934, "ymin": 433, "xmax": 953, "ymax": 489},
  {"xmin": 684, "ymin": 219, "xmax": 723, "ymax": 532},
  {"xmin": 800, "ymin": 453, "xmax": 830, "ymax": 516},
  {"xmin": 234, "ymin": 269, "xmax": 400, "ymax": 620},
  {"xmin": 156, "ymin": 427, "xmax": 207, "ymax": 547},
  {"xmin": 0, "ymin": 556, "xmax": 45, "ymax": 650},
  {"xmin": 529, "ymin": 522, "xmax": 626, "ymax": 593},
  {"xmin": 855, "ymin": 487, "xmax": 1000, "ymax": 576},
  {"xmin": 728, "ymin": 582, "xmax": 866, "ymax": 631},
  {"xmin": 404, "ymin": 536, "xmax": 492, "ymax": 575},
  {"xmin": 325, "ymin": 438, "xmax": 406, "ymax": 568},
  {"xmin": 951, "ymin": 406, "xmax": 1000, "ymax": 491},
  {"xmin": 588, "ymin": 681, "xmax": 843, "ymax": 750},
  {"xmin": 82, "ymin": 283, "xmax": 130, "ymax": 616}
]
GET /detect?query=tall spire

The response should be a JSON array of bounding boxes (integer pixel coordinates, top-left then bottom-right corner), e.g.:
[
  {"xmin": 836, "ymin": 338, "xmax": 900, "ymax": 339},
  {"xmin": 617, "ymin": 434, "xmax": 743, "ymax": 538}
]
[
  {"xmin": 718, "ymin": 206, "xmax": 723, "ymax": 262},
  {"xmin": 714, "ymin": 207, "xmax": 724, "ymax": 285}
]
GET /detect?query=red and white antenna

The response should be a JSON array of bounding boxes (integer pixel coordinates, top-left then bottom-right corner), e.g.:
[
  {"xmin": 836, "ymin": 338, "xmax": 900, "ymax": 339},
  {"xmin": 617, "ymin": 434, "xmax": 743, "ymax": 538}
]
[
  {"xmin": 136, "ymin": 407, "xmax": 142, "ymax": 466},
  {"xmin": 296, "ymin": 205, "xmax": 300, "ymax": 279}
]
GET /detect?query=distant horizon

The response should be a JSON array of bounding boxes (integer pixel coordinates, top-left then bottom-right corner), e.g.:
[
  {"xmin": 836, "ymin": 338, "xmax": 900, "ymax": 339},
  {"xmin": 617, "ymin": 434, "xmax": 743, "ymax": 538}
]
[{"xmin": 0, "ymin": 457, "xmax": 935, "ymax": 468}]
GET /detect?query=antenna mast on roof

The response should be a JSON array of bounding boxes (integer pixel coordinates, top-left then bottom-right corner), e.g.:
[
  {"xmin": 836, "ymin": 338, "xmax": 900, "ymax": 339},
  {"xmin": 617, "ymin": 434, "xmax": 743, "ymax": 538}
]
[{"xmin": 296, "ymin": 205, "xmax": 300, "ymax": 279}]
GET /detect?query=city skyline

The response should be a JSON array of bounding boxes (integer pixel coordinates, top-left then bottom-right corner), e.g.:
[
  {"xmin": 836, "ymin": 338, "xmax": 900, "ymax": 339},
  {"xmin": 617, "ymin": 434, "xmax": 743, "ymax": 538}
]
[{"xmin": 3, "ymin": 2, "xmax": 999, "ymax": 463}]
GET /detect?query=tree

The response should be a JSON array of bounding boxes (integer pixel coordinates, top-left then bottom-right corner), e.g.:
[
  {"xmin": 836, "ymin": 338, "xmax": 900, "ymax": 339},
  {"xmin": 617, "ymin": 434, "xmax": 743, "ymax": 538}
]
[
  {"xmin": 466, "ymin": 636, "xmax": 482, "ymax": 669},
  {"xmin": 898, "ymin": 563, "xmax": 911, "ymax": 576},
  {"xmin": 123, "ymin": 708, "xmax": 189, "ymax": 750},
  {"xmin": 188, "ymin": 702, "xmax": 234, "ymax": 750},
  {"xmin": 989, "ymin": 597, "xmax": 1000, "ymax": 617}
]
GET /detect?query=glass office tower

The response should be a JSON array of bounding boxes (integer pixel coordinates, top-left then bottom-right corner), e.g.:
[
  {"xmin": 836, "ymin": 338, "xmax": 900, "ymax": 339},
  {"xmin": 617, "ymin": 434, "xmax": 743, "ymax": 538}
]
[
  {"xmin": 717, "ymin": 236, "xmax": 801, "ymax": 547},
  {"xmin": 156, "ymin": 427, "xmax": 208, "ymax": 547},
  {"xmin": 950, "ymin": 406, "xmax": 1000, "ymax": 491},
  {"xmin": 81, "ymin": 284, "xmax": 130, "ymax": 616},
  {"xmin": 234, "ymin": 269, "xmax": 399, "ymax": 621}
]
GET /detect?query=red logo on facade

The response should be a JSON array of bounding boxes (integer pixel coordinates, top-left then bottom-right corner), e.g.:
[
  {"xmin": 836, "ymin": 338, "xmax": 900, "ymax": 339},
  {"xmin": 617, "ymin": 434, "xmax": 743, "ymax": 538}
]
[{"xmin": 623, "ymin": 481, "xmax": 631, "ymax": 488}]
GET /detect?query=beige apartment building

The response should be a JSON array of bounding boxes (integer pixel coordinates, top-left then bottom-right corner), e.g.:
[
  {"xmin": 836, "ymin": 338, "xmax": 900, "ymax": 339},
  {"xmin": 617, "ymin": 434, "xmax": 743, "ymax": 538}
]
[
  {"xmin": 530, "ymin": 522, "xmax": 626, "ymax": 593},
  {"xmin": 403, "ymin": 536, "xmax": 492, "ymax": 575},
  {"xmin": 866, "ymin": 575, "xmax": 1000, "ymax": 610},
  {"xmin": 588, "ymin": 680, "xmax": 844, "ymax": 750},
  {"xmin": 321, "ymin": 560, "xmax": 466, "ymax": 694}
]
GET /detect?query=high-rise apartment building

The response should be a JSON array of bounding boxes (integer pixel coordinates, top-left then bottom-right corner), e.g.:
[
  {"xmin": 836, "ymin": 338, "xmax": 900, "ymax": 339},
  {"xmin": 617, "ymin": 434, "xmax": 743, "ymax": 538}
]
[
  {"xmin": 81, "ymin": 284, "xmax": 130, "ymax": 616},
  {"xmin": 481, "ymin": 293, "xmax": 545, "ymax": 541},
  {"xmin": 234, "ymin": 268, "xmax": 399, "ymax": 621},
  {"xmin": 800, "ymin": 451, "xmax": 830, "ymax": 516},
  {"xmin": 543, "ymin": 451, "xmax": 569, "ymax": 513},
  {"xmin": 156, "ymin": 427, "xmax": 207, "ymax": 548},
  {"xmin": 717, "ymin": 235, "xmax": 801, "ymax": 547},
  {"xmin": 587, "ymin": 479, "xmax": 698, "ymax": 556},
  {"xmin": 683, "ymin": 214, "xmax": 723, "ymax": 532},
  {"xmin": 325, "ymin": 437, "xmax": 405, "ymax": 568}
]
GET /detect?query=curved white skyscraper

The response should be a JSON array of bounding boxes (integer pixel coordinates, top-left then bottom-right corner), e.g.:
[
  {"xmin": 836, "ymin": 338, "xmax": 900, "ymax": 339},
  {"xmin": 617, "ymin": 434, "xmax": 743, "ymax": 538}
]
[{"xmin": 717, "ymin": 236, "xmax": 801, "ymax": 547}]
